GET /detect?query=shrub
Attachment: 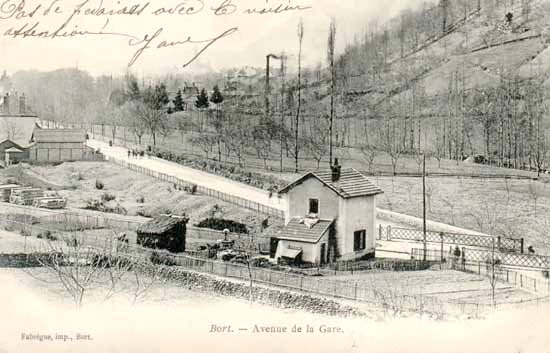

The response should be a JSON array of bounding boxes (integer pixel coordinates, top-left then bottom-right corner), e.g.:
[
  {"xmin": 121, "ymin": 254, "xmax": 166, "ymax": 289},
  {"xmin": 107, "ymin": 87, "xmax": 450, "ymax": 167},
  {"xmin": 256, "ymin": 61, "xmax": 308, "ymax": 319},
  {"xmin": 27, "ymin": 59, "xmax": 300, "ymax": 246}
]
[
  {"xmin": 136, "ymin": 208, "xmax": 151, "ymax": 218},
  {"xmin": 136, "ymin": 196, "xmax": 145, "ymax": 203},
  {"xmin": 150, "ymin": 251, "xmax": 178, "ymax": 266},
  {"xmin": 95, "ymin": 179, "xmax": 104, "ymax": 190},
  {"xmin": 195, "ymin": 218, "xmax": 248, "ymax": 234},
  {"xmin": 19, "ymin": 229, "xmax": 31, "ymax": 237},
  {"xmin": 101, "ymin": 193, "xmax": 116, "ymax": 202},
  {"xmin": 37, "ymin": 230, "xmax": 51, "ymax": 239},
  {"xmin": 46, "ymin": 233, "xmax": 58, "ymax": 241}
]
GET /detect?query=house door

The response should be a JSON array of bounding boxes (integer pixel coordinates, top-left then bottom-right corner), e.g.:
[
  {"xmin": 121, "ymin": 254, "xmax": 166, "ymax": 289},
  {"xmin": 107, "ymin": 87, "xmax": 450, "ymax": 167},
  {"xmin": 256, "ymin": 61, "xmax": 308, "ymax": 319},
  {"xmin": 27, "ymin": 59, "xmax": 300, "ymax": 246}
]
[
  {"xmin": 270, "ymin": 238, "xmax": 280, "ymax": 258},
  {"xmin": 320, "ymin": 244, "xmax": 326, "ymax": 265}
]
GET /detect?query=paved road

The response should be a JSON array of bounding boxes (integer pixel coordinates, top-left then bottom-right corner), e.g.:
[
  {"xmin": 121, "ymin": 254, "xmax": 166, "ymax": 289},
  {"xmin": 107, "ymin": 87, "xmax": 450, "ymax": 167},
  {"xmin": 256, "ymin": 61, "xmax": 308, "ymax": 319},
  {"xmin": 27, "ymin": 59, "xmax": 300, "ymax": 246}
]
[{"xmin": 87, "ymin": 139, "xmax": 287, "ymax": 212}]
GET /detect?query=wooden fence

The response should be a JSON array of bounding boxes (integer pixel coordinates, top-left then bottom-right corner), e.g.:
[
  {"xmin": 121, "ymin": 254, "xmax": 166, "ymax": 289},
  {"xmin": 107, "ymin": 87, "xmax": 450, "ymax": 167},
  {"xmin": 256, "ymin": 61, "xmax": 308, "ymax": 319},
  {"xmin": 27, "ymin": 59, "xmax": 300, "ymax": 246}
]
[
  {"xmin": 108, "ymin": 157, "xmax": 285, "ymax": 220},
  {"xmin": 0, "ymin": 202, "xmax": 270, "ymax": 252},
  {"xmin": 2, "ymin": 213, "xmax": 549, "ymax": 317}
]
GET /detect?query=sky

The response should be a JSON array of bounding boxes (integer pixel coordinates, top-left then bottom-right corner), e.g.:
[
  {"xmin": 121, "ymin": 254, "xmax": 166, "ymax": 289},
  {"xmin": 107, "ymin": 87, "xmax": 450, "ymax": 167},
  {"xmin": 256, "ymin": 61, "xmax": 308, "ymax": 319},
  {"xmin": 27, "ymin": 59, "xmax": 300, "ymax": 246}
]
[{"xmin": 0, "ymin": 0, "xmax": 432, "ymax": 77}]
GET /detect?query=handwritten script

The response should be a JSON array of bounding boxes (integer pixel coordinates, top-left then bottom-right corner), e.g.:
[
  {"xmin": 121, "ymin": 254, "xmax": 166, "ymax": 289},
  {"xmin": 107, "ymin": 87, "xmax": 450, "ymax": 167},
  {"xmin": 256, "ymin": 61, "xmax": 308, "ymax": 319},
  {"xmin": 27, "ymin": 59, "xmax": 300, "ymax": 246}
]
[{"xmin": 0, "ymin": 0, "xmax": 312, "ymax": 68}]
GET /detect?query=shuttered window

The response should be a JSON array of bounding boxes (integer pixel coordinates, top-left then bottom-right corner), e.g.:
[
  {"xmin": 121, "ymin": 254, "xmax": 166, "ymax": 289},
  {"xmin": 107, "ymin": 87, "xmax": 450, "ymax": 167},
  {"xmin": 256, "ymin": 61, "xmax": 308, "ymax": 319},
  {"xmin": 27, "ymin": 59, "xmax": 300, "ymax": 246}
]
[
  {"xmin": 309, "ymin": 198, "xmax": 319, "ymax": 214},
  {"xmin": 354, "ymin": 230, "xmax": 366, "ymax": 251}
]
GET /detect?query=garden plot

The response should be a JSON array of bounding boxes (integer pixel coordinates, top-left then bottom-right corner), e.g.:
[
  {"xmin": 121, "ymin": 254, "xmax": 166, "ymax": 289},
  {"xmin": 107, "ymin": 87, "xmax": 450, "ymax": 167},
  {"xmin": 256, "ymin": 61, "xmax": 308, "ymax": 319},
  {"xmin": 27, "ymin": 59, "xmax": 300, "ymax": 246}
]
[
  {"xmin": 321, "ymin": 270, "xmax": 538, "ymax": 305},
  {"xmin": 1, "ymin": 162, "xmax": 280, "ymax": 232}
]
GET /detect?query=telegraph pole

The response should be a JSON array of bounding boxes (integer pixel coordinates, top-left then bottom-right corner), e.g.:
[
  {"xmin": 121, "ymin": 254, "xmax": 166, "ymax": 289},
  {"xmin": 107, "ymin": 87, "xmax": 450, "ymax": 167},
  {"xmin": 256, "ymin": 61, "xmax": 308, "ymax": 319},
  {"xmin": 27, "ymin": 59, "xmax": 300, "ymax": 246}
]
[
  {"xmin": 265, "ymin": 54, "xmax": 281, "ymax": 122},
  {"xmin": 422, "ymin": 153, "xmax": 427, "ymax": 262}
]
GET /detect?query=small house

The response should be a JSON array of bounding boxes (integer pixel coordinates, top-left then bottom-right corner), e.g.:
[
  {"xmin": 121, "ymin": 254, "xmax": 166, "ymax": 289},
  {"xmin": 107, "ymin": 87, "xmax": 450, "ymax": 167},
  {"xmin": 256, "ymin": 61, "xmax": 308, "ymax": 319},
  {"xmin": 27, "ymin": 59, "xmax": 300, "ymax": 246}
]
[
  {"xmin": 273, "ymin": 160, "xmax": 383, "ymax": 265},
  {"xmin": 0, "ymin": 115, "xmax": 39, "ymax": 165},
  {"xmin": 136, "ymin": 215, "xmax": 189, "ymax": 253}
]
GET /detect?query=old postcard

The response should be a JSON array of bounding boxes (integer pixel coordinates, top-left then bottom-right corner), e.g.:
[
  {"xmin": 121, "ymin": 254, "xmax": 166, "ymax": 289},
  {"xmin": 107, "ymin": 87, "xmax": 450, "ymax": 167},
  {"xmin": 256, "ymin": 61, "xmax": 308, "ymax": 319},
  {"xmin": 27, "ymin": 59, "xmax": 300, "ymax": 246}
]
[{"xmin": 0, "ymin": 0, "xmax": 549, "ymax": 352}]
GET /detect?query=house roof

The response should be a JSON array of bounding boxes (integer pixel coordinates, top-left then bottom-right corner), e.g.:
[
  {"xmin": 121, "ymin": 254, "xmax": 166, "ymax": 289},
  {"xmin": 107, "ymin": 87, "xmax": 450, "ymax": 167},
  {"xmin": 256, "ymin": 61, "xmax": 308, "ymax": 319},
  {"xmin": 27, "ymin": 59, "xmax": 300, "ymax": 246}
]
[
  {"xmin": 278, "ymin": 168, "xmax": 384, "ymax": 199},
  {"xmin": 5, "ymin": 147, "xmax": 22, "ymax": 153},
  {"xmin": 275, "ymin": 217, "xmax": 333, "ymax": 243},
  {"xmin": 137, "ymin": 215, "xmax": 188, "ymax": 235},
  {"xmin": 0, "ymin": 116, "xmax": 40, "ymax": 147},
  {"xmin": 280, "ymin": 247, "xmax": 302, "ymax": 259},
  {"xmin": 32, "ymin": 128, "xmax": 86, "ymax": 143}
]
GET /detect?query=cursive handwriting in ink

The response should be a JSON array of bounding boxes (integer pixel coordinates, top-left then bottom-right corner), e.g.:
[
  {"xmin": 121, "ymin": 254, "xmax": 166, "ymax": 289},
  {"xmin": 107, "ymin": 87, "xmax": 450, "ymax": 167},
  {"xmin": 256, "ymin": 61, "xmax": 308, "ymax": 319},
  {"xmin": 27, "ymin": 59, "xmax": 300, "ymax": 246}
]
[
  {"xmin": 4, "ymin": 18, "xmax": 138, "ymax": 40},
  {"xmin": 211, "ymin": 0, "xmax": 237, "ymax": 16},
  {"xmin": 243, "ymin": 1, "xmax": 312, "ymax": 15},
  {"xmin": 0, "ymin": 0, "xmax": 42, "ymax": 20},
  {"xmin": 127, "ymin": 27, "xmax": 238, "ymax": 68},
  {"xmin": 152, "ymin": 0, "xmax": 205, "ymax": 16}
]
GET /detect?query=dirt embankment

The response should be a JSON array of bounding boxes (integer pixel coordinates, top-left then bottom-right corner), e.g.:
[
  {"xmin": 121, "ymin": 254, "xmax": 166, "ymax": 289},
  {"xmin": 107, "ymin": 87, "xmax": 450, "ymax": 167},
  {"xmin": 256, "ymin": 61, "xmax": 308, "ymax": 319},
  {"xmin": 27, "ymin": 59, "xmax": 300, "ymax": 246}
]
[{"xmin": 0, "ymin": 162, "xmax": 282, "ymax": 232}]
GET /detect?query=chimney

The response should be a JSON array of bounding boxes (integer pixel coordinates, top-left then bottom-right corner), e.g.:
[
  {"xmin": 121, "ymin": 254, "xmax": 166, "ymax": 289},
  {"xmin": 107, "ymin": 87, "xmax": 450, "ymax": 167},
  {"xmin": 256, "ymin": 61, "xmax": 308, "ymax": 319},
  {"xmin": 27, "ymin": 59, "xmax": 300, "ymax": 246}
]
[
  {"xmin": 331, "ymin": 158, "xmax": 341, "ymax": 182},
  {"xmin": 19, "ymin": 94, "xmax": 26, "ymax": 114},
  {"xmin": 3, "ymin": 93, "xmax": 9, "ymax": 114}
]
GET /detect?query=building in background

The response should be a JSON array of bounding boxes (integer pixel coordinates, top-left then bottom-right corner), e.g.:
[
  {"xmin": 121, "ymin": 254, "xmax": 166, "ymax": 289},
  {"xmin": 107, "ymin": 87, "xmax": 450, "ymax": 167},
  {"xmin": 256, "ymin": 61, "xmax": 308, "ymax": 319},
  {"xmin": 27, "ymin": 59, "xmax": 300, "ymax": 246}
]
[
  {"xmin": 0, "ymin": 91, "xmax": 39, "ymax": 167},
  {"xmin": 29, "ymin": 128, "xmax": 95, "ymax": 163}
]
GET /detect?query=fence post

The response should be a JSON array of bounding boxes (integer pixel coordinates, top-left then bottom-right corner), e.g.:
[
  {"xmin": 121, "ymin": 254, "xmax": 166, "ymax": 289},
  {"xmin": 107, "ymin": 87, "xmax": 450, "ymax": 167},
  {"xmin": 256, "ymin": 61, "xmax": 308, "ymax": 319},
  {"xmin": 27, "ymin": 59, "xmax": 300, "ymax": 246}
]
[
  {"xmin": 440, "ymin": 233, "xmax": 444, "ymax": 267},
  {"xmin": 520, "ymin": 274, "xmax": 523, "ymax": 288},
  {"xmin": 378, "ymin": 224, "xmax": 382, "ymax": 240},
  {"xmin": 520, "ymin": 238, "xmax": 524, "ymax": 254},
  {"xmin": 387, "ymin": 225, "xmax": 391, "ymax": 240},
  {"xmin": 354, "ymin": 282, "xmax": 358, "ymax": 300}
]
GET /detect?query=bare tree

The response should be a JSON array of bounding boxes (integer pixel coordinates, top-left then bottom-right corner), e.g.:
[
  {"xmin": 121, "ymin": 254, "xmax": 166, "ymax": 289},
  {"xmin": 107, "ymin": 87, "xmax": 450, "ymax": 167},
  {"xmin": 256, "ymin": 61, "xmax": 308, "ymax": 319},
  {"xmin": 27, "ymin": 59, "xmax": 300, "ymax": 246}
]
[
  {"xmin": 487, "ymin": 237, "xmax": 500, "ymax": 307},
  {"xmin": 295, "ymin": 19, "xmax": 305, "ymax": 173},
  {"xmin": 225, "ymin": 121, "xmax": 251, "ymax": 167},
  {"xmin": 305, "ymin": 117, "xmax": 330, "ymax": 169},
  {"xmin": 383, "ymin": 138, "xmax": 403, "ymax": 176},
  {"xmin": 359, "ymin": 144, "xmax": 379, "ymax": 174},
  {"xmin": 528, "ymin": 180, "xmax": 545, "ymax": 216},
  {"xmin": 31, "ymin": 230, "xmax": 133, "ymax": 308},
  {"xmin": 191, "ymin": 134, "xmax": 216, "ymax": 159},
  {"xmin": 327, "ymin": 18, "xmax": 336, "ymax": 166},
  {"xmin": 0, "ymin": 117, "xmax": 24, "ymax": 142}
]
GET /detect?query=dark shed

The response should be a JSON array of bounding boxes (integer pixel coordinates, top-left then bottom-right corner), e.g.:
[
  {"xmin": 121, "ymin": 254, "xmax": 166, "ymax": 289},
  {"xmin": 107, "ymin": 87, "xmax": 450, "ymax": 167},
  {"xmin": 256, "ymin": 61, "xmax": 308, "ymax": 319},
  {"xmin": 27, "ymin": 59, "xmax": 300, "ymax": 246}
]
[{"xmin": 136, "ymin": 215, "xmax": 188, "ymax": 253}]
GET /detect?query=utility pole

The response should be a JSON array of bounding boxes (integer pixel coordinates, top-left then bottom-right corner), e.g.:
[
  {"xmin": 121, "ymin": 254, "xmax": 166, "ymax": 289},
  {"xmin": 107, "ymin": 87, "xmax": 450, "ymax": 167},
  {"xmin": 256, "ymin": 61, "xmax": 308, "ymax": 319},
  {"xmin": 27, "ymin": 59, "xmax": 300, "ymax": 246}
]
[
  {"xmin": 265, "ymin": 54, "xmax": 281, "ymax": 122},
  {"xmin": 422, "ymin": 153, "xmax": 427, "ymax": 262},
  {"xmin": 279, "ymin": 53, "xmax": 287, "ymax": 173}
]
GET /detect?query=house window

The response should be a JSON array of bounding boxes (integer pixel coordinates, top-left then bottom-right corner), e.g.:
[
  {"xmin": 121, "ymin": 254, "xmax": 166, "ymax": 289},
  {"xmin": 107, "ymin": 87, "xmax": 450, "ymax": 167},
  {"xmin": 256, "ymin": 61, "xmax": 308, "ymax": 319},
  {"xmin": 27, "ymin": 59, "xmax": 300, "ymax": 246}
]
[
  {"xmin": 309, "ymin": 198, "xmax": 319, "ymax": 214},
  {"xmin": 354, "ymin": 230, "xmax": 366, "ymax": 251}
]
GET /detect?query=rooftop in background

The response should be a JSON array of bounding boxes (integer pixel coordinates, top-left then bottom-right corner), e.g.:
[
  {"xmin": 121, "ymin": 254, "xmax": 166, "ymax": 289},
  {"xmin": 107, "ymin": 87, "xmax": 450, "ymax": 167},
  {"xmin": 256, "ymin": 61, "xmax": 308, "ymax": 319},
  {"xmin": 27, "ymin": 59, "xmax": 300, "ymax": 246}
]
[
  {"xmin": 32, "ymin": 128, "xmax": 86, "ymax": 144},
  {"xmin": 276, "ymin": 217, "xmax": 334, "ymax": 243},
  {"xmin": 279, "ymin": 168, "xmax": 384, "ymax": 199}
]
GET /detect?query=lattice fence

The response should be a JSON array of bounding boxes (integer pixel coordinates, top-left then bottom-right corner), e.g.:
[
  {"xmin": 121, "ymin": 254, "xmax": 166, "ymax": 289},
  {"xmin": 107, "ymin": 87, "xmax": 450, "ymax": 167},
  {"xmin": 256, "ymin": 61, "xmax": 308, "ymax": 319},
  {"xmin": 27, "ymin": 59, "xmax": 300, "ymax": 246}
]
[
  {"xmin": 463, "ymin": 248, "xmax": 550, "ymax": 269},
  {"xmin": 379, "ymin": 225, "xmax": 523, "ymax": 253}
]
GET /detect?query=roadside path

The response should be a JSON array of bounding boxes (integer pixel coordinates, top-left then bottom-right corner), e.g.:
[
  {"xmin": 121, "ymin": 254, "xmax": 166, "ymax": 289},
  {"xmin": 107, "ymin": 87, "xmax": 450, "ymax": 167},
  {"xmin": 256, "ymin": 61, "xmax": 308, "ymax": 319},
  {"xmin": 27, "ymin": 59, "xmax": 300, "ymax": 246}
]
[{"xmin": 86, "ymin": 139, "xmax": 287, "ymax": 212}]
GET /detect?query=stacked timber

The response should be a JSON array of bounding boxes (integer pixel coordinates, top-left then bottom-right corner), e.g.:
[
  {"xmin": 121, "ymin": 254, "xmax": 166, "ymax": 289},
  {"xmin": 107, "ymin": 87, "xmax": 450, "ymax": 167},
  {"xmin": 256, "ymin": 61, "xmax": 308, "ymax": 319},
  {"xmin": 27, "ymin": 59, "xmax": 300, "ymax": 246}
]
[
  {"xmin": 0, "ymin": 184, "xmax": 20, "ymax": 202},
  {"xmin": 9, "ymin": 188, "xmax": 44, "ymax": 205},
  {"xmin": 32, "ymin": 197, "xmax": 67, "ymax": 209}
]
